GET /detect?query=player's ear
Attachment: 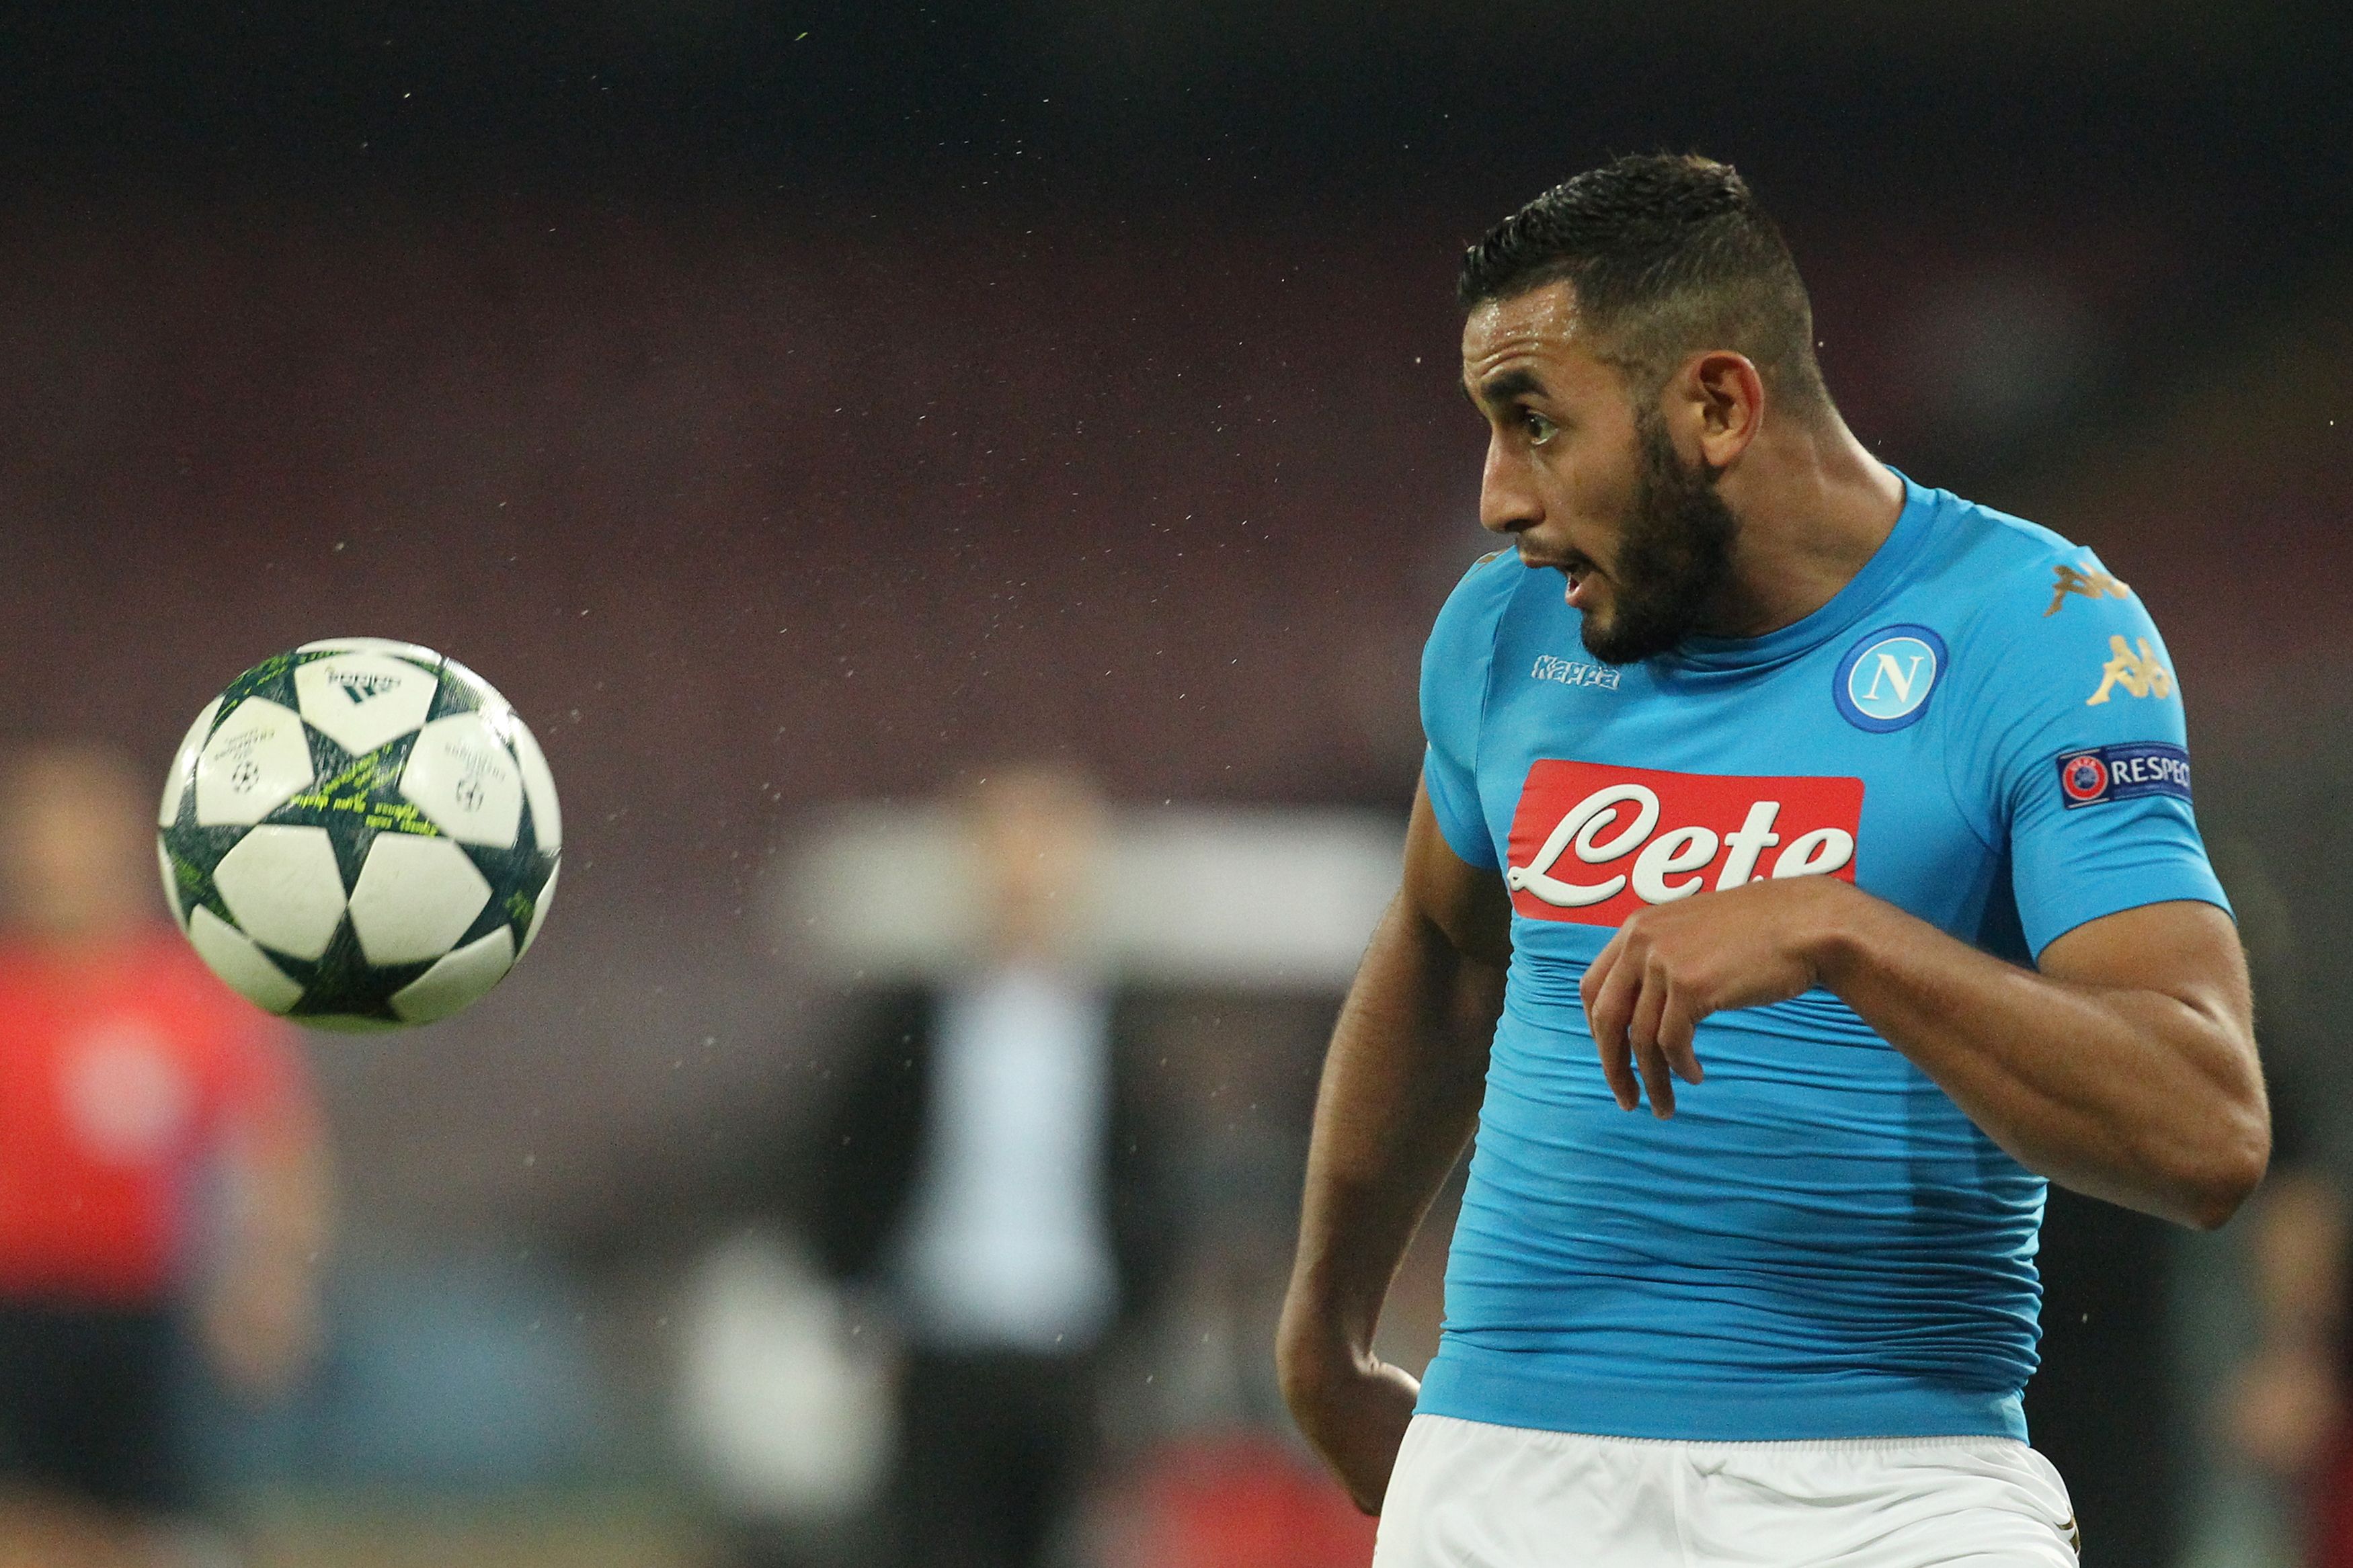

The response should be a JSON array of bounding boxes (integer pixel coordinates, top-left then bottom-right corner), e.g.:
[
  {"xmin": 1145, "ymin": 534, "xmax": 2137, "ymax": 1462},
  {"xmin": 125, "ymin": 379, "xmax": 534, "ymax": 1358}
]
[{"xmin": 1681, "ymin": 351, "xmax": 1766, "ymax": 468}]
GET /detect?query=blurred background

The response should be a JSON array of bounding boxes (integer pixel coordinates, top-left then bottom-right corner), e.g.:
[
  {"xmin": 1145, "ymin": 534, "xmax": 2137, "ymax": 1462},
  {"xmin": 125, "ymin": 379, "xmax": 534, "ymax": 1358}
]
[{"xmin": 1, "ymin": 1, "xmax": 2350, "ymax": 1563}]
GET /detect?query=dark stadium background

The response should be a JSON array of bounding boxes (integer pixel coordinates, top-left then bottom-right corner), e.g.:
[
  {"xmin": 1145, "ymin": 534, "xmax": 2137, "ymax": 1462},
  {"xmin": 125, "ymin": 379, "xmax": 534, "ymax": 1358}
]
[{"xmin": 2, "ymin": 3, "xmax": 2348, "ymax": 1563}]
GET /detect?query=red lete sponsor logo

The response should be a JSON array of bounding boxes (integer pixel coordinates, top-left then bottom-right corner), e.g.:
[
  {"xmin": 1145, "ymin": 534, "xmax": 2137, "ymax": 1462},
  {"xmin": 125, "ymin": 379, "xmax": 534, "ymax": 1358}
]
[{"xmin": 1505, "ymin": 760, "xmax": 1865, "ymax": 927}]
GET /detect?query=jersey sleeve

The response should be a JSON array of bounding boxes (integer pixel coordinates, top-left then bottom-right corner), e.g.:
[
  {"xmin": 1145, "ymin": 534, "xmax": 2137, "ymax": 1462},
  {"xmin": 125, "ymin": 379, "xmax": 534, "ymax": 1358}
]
[
  {"xmin": 1419, "ymin": 553, "xmax": 1513, "ymax": 869},
  {"xmin": 1948, "ymin": 548, "xmax": 2229, "ymax": 958}
]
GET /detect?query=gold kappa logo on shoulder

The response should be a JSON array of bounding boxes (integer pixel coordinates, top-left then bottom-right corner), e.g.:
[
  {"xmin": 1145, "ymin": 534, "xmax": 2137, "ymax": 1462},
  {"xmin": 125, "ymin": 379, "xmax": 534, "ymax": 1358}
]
[
  {"xmin": 2086, "ymin": 636, "xmax": 2174, "ymax": 706},
  {"xmin": 2046, "ymin": 561, "xmax": 2132, "ymax": 616}
]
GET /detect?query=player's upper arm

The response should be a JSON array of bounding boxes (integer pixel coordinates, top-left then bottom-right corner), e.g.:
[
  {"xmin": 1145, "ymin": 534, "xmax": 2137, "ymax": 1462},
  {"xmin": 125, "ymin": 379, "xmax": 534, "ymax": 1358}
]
[
  {"xmin": 2038, "ymin": 898, "xmax": 2253, "ymax": 1042},
  {"xmin": 1419, "ymin": 552, "xmax": 1516, "ymax": 873},
  {"xmin": 1949, "ymin": 543, "xmax": 2231, "ymax": 959},
  {"xmin": 1403, "ymin": 778, "xmax": 1512, "ymax": 968}
]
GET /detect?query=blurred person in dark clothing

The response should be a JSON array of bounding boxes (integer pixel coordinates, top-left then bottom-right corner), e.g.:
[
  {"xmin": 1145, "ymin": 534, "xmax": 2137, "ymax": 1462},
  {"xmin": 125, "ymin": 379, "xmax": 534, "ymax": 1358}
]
[
  {"xmin": 809, "ymin": 764, "xmax": 1169, "ymax": 1568},
  {"xmin": 0, "ymin": 745, "xmax": 329, "ymax": 1568}
]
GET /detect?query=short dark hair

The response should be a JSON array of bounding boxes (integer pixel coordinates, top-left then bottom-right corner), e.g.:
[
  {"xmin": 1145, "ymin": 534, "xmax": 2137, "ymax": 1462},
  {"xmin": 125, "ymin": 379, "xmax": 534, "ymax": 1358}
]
[{"xmin": 1459, "ymin": 154, "xmax": 1830, "ymax": 417}]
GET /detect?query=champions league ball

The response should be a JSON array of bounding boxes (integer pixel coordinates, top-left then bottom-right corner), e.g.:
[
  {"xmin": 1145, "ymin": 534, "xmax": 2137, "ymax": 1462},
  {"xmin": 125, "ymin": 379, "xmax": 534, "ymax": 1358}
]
[{"xmin": 157, "ymin": 639, "xmax": 561, "ymax": 1030}]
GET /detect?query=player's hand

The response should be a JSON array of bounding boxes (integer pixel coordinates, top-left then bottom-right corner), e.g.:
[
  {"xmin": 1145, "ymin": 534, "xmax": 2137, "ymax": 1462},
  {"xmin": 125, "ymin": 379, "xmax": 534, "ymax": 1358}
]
[
  {"xmin": 1275, "ymin": 1331, "xmax": 1422, "ymax": 1515},
  {"xmin": 1580, "ymin": 876, "xmax": 1851, "ymax": 1117}
]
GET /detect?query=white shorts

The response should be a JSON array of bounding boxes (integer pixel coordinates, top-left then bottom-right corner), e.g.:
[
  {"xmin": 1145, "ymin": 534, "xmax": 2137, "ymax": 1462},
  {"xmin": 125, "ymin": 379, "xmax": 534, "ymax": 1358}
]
[{"xmin": 1374, "ymin": 1414, "xmax": 2080, "ymax": 1568}]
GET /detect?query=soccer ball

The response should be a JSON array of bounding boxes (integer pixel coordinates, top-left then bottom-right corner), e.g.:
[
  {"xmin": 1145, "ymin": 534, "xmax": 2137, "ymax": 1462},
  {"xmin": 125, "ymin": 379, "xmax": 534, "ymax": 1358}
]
[{"xmin": 157, "ymin": 639, "xmax": 561, "ymax": 1030}]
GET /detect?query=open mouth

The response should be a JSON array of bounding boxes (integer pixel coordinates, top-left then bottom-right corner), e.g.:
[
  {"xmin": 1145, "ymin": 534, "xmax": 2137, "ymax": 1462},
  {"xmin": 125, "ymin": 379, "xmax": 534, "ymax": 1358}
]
[
  {"xmin": 1535, "ymin": 554, "xmax": 1591, "ymax": 603},
  {"xmin": 1513, "ymin": 544, "xmax": 1597, "ymax": 608}
]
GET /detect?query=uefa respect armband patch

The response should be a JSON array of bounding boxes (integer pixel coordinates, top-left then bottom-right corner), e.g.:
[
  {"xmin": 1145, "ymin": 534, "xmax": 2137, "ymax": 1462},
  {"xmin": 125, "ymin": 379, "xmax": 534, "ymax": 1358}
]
[{"xmin": 2055, "ymin": 742, "xmax": 2192, "ymax": 810}]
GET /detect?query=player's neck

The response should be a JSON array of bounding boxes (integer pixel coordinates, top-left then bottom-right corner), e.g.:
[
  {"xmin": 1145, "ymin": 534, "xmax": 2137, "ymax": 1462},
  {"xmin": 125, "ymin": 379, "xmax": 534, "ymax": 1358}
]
[{"xmin": 1704, "ymin": 415, "xmax": 1905, "ymax": 640}]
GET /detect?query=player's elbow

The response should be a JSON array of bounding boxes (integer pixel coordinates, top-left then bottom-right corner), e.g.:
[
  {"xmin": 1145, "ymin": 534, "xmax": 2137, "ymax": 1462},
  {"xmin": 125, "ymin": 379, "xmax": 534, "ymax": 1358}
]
[
  {"xmin": 2176, "ymin": 1103, "xmax": 2271, "ymax": 1232},
  {"xmin": 1273, "ymin": 1308, "xmax": 1345, "ymax": 1430}
]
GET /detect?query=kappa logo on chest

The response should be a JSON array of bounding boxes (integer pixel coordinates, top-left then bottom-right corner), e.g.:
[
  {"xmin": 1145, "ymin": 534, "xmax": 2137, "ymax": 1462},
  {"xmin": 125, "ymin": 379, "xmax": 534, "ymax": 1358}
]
[
  {"xmin": 1505, "ymin": 759, "xmax": 1865, "ymax": 927},
  {"xmin": 1529, "ymin": 653, "xmax": 1623, "ymax": 692}
]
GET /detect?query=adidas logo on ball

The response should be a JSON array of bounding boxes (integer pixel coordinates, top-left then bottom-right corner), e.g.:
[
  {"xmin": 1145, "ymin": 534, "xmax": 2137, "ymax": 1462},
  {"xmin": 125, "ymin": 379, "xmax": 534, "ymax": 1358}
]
[
  {"xmin": 157, "ymin": 638, "xmax": 561, "ymax": 1030},
  {"xmin": 327, "ymin": 670, "xmax": 405, "ymax": 705}
]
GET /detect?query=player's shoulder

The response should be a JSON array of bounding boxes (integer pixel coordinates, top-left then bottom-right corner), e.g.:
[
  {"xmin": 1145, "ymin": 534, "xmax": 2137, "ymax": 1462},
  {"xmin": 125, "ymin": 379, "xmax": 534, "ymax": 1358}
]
[
  {"xmin": 1908, "ymin": 485, "xmax": 2145, "ymax": 641},
  {"xmin": 1427, "ymin": 546, "xmax": 1536, "ymax": 652},
  {"xmin": 1914, "ymin": 487, "xmax": 2104, "ymax": 603},
  {"xmin": 1900, "ymin": 485, "xmax": 2171, "ymax": 722},
  {"xmin": 1441, "ymin": 546, "xmax": 1529, "ymax": 610}
]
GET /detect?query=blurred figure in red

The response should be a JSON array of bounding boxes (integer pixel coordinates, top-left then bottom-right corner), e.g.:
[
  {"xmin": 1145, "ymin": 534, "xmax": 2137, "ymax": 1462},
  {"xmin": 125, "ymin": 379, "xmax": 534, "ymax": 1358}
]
[
  {"xmin": 1090, "ymin": 1434, "xmax": 1377, "ymax": 1568},
  {"xmin": 0, "ymin": 744, "xmax": 330, "ymax": 1568},
  {"xmin": 2226, "ymin": 1171, "xmax": 2353, "ymax": 1567}
]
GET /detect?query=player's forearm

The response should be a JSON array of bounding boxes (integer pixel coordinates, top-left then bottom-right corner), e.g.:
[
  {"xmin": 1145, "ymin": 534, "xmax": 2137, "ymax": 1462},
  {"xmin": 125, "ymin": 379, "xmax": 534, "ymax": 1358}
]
[
  {"xmin": 1814, "ymin": 889, "xmax": 2267, "ymax": 1229},
  {"xmin": 1280, "ymin": 892, "xmax": 1501, "ymax": 1370}
]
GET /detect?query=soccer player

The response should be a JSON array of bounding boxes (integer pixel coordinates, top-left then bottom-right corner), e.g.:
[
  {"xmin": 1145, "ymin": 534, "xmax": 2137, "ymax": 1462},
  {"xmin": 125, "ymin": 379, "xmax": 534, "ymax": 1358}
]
[
  {"xmin": 0, "ymin": 744, "xmax": 329, "ymax": 1567},
  {"xmin": 1276, "ymin": 156, "xmax": 2267, "ymax": 1566}
]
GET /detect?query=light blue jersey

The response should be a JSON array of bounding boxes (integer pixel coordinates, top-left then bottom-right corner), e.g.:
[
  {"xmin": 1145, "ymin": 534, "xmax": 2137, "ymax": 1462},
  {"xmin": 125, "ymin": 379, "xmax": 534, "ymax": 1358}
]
[{"xmin": 1415, "ymin": 474, "xmax": 2228, "ymax": 1442}]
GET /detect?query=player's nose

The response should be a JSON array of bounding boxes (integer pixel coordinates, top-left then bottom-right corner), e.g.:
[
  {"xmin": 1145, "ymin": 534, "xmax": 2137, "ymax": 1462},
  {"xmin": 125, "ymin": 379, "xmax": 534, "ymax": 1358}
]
[{"xmin": 1478, "ymin": 434, "xmax": 1541, "ymax": 536}]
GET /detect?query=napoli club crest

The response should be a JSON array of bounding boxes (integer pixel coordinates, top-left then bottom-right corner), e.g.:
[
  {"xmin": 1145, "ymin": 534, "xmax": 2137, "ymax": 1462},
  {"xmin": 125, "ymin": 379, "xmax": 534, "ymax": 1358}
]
[{"xmin": 1833, "ymin": 625, "xmax": 1948, "ymax": 733}]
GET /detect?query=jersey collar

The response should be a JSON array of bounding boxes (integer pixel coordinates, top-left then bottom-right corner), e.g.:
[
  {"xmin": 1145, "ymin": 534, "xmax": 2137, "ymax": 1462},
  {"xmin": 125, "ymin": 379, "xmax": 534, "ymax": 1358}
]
[{"xmin": 1664, "ymin": 469, "xmax": 1940, "ymax": 675}]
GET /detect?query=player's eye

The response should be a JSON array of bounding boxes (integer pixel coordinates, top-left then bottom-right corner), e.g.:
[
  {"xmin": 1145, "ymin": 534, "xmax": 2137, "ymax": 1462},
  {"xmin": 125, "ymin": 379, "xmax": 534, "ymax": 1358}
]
[{"xmin": 1519, "ymin": 408, "xmax": 1559, "ymax": 446}]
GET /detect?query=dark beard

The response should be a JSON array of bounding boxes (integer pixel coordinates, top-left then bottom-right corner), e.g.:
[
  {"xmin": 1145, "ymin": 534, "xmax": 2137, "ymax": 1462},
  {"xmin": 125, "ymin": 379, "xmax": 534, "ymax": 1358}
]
[{"xmin": 1579, "ymin": 411, "xmax": 1739, "ymax": 665}]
